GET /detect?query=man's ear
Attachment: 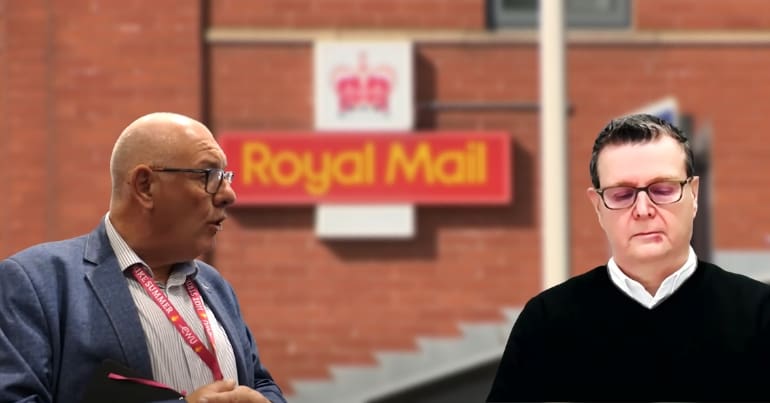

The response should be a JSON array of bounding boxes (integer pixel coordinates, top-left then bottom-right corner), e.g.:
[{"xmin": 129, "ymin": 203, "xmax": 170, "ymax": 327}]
[
  {"xmin": 586, "ymin": 187, "xmax": 605, "ymax": 229},
  {"xmin": 131, "ymin": 165, "xmax": 154, "ymax": 208},
  {"xmin": 689, "ymin": 175, "xmax": 700, "ymax": 218}
]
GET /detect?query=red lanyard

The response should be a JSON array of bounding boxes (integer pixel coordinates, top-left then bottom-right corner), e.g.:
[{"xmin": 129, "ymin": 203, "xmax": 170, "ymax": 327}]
[{"xmin": 131, "ymin": 265, "xmax": 223, "ymax": 380}]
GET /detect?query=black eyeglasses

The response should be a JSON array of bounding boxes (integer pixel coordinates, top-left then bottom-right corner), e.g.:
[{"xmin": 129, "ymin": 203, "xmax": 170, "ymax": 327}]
[
  {"xmin": 596, "ymin": 177, "xmax": 693, "ymax": 210},
  {"xmin": 151, "ymin": 167, "xmax": 234, "ymax": 195}
]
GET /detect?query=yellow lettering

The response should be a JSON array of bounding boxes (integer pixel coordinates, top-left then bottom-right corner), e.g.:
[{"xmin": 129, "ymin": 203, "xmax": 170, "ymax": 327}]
[
  {"xmin": 271, "ymin": 151, "xmax": 303, "ymax": 186},
  {"xmin": 333, "ymin": 150, "xmax": 366, "ymax": 186},
  {"xmin": 304, "ymin": 153, "xmax": 332, "ymax": 196},
  {"xmin": 434, "ymin": 150, "xmax": 466, "ymax": 184},
  {"xmin": 365, "ymin": 142, "xmax": 375, "ymax": 184},
  {"xmin": 466, "ymin": 142, "xmax": 476, "ymax": 182},
  {"xmin": 386, "ymin": 141, "xmax": 433, "ymax": 184},
  {"xmin": 242, "ymin": 139, "xmax": 488, "ymax": 193},
  {"xmin": 241, "ymin": 142, "xmax": 272, "ymax": 185},
  {"xmin": 475, "ymin": 142, "xmax": 487, "ymax": 183}
]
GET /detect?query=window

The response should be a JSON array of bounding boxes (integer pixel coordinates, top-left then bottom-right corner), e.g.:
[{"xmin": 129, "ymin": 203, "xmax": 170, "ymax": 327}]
[{"xmin": 489, "ymin": 0, "xmax": 631, "ymax": 29}]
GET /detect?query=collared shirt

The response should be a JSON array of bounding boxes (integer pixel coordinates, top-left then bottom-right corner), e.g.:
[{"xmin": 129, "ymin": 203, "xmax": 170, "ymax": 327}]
[
  {"xmin": 104, "ymin": 214, "xmax": 238, "ymax": 394},
  {"xmin": 607, "ymin": 246, "xmax": 698, "ymax": 309}
]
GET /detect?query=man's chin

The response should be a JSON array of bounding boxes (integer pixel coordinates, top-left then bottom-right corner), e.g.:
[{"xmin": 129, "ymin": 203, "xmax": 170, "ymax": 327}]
[
  {"xmin": 195, "ymin": 240, "xmax": 215, "ymax": 258},
  {"xmin": 629, "ymin": 245, "xmax": 671, "ymax": 262}
]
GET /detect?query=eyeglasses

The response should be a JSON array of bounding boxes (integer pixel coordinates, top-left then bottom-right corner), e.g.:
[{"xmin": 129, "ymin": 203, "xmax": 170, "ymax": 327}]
[
  {"xmin": 596, "ymin": 177, "xmax": 693, "ymax": 210},
  {"xmin": 151, "ymin": 167, "xmax": 234, "ymax": 195}
]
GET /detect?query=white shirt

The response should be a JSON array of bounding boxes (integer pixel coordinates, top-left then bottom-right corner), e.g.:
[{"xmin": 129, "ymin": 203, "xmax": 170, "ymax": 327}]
[
  {"xmin": 607, "ymin": 246, "xmax": 698, "ymax": 309},
  {"xmin": 104, "ymin": 214, "xmax": 239, "ymax": 394}
]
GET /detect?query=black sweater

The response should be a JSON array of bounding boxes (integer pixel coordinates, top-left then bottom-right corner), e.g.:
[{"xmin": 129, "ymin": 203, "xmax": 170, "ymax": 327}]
[{"xmin": 487, "ymin": 261, "xmax": 770, "ymax": 402}]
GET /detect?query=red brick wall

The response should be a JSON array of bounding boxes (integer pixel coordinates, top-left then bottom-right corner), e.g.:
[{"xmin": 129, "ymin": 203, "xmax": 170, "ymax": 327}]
[
  {"xmin": 210, "ymin": 0, "xmax": 485, "ymax": 29},
  {"xmin": 568, "ymin": 45, "xmax": 770, "ymax": 271},
  {"xmin": 637, "ymin": 0, "xmax": 770, "ymax": 29},
  {"xmin": 0, "ymin": 0, "xmax": 5, "ymax": 257},
  {"xmin": 209, "ymin": 46, "xmax": 313, "ymax": 130},
  {"xmin": 209, "ymin": 43, "xmax": 541, "ymax": 389},
  {"xmin": 1, "ymin": 0, "xmax": 52, "ymax": 258},
  {"xmin": 211, "ymin": 39, "xmax": 770, "ymax": 391},
  {"xmin": 1, "ymin": 0, "xmax": 203, "ymax": 257}
]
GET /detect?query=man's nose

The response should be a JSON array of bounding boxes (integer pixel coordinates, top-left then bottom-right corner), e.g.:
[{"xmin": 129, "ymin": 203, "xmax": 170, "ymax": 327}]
[
  {"xmin": 214, "ymin": 180, "xmax": 236, "ymax": 208},
  {"xmin": 632, "ymin": 190, "xmax": 655, "ymax": 219}
]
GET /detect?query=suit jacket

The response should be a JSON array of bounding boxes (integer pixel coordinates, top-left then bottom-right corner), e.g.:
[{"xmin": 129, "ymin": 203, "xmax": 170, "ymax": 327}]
[{"xmin": 0, "ymin": 221, "xmax": 286, "ymax": 403}]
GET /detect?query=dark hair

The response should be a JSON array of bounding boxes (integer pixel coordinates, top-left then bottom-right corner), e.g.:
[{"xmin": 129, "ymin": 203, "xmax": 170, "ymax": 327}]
[{"xmin": 589, "ymin": 113, "xmax": 694, "ymax": 189}]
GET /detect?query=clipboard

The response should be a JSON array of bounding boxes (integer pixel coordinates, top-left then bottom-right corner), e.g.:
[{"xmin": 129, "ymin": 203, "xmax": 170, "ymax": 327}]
[{"xmin": 79, "ymin": 359, "xmax": 184, "ymax": 403}]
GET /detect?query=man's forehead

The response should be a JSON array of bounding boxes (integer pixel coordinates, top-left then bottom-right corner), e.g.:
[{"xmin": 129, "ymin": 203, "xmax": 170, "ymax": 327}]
[
  {"xmin": 598, "ymin": 137, "xmax": 684, "ymax": 161},
  {"xmin": 196, "ymin": 156, "xmax": 228, "ymax": 168},
  {"xmin": 597, "ymin": 140, "xmax": 687, "ymax": 186},
  {"xmin": 190, "ymin": 141, "xmax": 228, "ymax": 167}
]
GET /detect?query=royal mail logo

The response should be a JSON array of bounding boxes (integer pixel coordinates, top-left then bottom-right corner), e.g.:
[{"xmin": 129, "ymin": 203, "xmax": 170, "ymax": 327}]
[
  {"xmin": 314, "ymin": 41, "xmax": 413, "ymax": 130},
  {"xmin": 220, "ymin": 132, "xmax": 512, "ymax": 205},
  {"xmin": 331, "ymin": 52, "xmax": 396, "ymax": 114}
]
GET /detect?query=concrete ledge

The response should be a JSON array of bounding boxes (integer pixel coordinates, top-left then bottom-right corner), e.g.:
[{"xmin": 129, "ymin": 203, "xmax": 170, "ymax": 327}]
[
  {"xmin": 207, "ymin": 28, "xmax": 770, "ymax": 45},
  {"xmin": 714, "ymin": 250, "xmax": 770, "ymax": 283},
  {"xmin": 288, "ymin": 308, "xmax": 521, "ymax": 403}
]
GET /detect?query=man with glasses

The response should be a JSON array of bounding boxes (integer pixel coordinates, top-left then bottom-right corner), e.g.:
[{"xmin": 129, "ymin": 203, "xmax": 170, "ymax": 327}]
[
  {"xmin": 0, "ymin": 112, "xmax": 286, "ymax": 403},
  {"xmin": 487, "ymin": 114, "xmax": 770, "ymax": 401}
]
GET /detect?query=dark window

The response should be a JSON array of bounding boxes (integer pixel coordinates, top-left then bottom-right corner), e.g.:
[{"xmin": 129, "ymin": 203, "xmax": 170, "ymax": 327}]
[{"xmin": 489, "ymin": 0, "xmax": 631, "ymax": 29}]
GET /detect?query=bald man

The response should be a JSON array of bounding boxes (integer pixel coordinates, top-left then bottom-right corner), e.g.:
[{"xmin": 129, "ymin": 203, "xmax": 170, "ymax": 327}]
[{"xmin": 0, "ymin": 113, "xmax": 286, "ymax": 403}]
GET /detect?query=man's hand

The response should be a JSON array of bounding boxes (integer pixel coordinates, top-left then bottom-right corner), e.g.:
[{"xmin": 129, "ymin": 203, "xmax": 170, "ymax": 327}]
[{"xmin": 185, "ymin": 379, "xmax": 271, "ymax": 403}]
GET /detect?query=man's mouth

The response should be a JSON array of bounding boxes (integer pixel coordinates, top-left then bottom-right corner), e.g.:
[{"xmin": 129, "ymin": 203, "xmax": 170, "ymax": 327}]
[
  {"xmin": 210, "ymin": 217, "xmax": 226, "ymax": 231},
  {"xmin": 634, "ymin": 231, "xmax": 661, "ymax": 237}
]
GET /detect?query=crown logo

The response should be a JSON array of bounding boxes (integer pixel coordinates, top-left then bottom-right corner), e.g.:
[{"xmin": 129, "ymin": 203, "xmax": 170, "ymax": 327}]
[{"xmin": 330, "ymin": 52, "xmax": 396, "ymax": 114}]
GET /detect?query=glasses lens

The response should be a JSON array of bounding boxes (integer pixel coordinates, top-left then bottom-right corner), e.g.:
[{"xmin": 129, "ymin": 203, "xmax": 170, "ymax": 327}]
[
  {"xmin": 223, "ymin": 171, "xmax": 234, "ymax": 183},
  {"xmin": 603, "ymin": 187, "xmax": 636, "ymax": 209},
  {"xmin": 648, "ymin": 181, "xmax": 682, "ymax": 204},
  {"xmin": 206, "ymin": 169, "xmax": 224, "ymax": 194}
]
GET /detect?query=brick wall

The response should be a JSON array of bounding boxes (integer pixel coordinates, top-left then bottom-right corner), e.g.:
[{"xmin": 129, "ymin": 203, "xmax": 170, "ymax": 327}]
[
  {"xmin": 637, "ymin": 0, "xmax": 770, "ymax": 29},
  {"xmin": 209, "ymin": 42, "xmax": 541, "ymax": 390},
  {"xmin": 568, "ymin": 45, "xmax": 770, "ymax": 271},
  {"xmin": 1, "ymin": 0, "xmax": 52, "ymax": 258},
  {"xmin": 1, "ymin": 0, "xmax": 203, "ymax": 257},
  {"xmin": 0, "ymin": 0, "xmax": 5, "ymax": 257},
  {"xmin": 209, "ymin": 0, "xmax": 485, "ymax": 29}
]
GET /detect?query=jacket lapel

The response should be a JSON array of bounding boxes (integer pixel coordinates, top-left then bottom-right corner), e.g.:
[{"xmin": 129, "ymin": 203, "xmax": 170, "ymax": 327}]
[
  {"xmin": 196, "ymin": 276, "xmax": 250, "ymax": 384},
  {"xmin": 82, "ymin": 222, "xmax": 153, "ymax": 378}
]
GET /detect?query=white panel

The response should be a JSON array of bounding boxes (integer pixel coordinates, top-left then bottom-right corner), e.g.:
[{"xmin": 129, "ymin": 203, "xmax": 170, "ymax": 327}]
[
  {"xmin": 313, "ymin": 40, "xmax": 415, "ymax": 239},
  {"xmin": 626, "ymin": 96, "xmax": 679, "ymax": 126},
  {"xmin": 314, "ymin": 40, "xmax": 414, "ymax": 130},
  {"xmin": 315, "ymin": 204, "xmax": 415, "ymax": 239}
]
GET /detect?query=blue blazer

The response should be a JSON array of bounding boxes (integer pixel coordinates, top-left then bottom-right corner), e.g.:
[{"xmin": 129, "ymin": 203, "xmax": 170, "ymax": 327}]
[{"xmin": 0, "ymin": 221, "xmax": 286, "ymax": 403}]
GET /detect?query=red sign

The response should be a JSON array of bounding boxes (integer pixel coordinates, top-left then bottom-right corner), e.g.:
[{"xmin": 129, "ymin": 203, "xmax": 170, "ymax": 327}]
[{"xmin": 219, "ymin": 132, "xmax": 512, "ymax": 205}]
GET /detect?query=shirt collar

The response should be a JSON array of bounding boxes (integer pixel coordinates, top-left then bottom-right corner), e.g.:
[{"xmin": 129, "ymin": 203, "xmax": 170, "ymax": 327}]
[
  {"xmin": 104, "ymin": 213, "xmax": 197, "ymax": 286},
  {"xmin": 607, "ymin": 246, "xmax": 697, "ymax": 309}
]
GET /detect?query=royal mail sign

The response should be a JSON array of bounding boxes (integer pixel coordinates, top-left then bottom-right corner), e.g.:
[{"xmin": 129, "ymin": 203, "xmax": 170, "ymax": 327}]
[
  {"xmin": 314, "ymin": 41, "xmax": 413, "ymax": 130},
  {"xmin": 220, "ymin": 132, "xmax": 512, "ymax": 205}
]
